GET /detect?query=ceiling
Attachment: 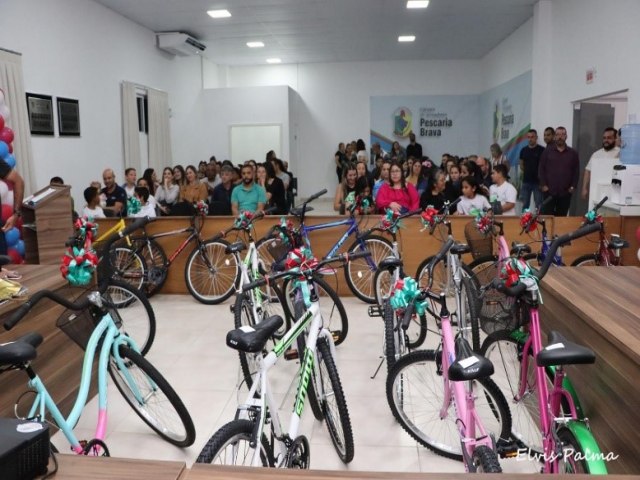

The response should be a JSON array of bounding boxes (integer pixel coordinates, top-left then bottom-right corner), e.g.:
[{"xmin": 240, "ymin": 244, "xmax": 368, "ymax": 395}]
[{"xmin": 95, "ymin": 0, "xmax": 536, "ymax": 66}]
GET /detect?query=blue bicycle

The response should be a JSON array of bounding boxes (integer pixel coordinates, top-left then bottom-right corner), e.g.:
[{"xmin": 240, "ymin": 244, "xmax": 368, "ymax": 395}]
[{"xmin": 257, "ymin": 190, "xmax": 393, "ymax": 303}]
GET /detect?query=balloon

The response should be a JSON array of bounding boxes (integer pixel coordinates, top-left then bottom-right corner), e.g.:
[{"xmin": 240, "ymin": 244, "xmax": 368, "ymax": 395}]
[
  {"xmin": 0, "ymin": 141, "xmax": 7, "ymax": 158},
  {"xmin": 0, "ymin": 128, "xmax": 14, "ymax": 145},
  {"xmin": 7, "ymin": 248, "xmax": 23, "ymax": 265},
  {"xmin": 7, "ymin": 143, "xmax": 12, "ymax": 154},
  {"xmin": 0, "ymin": 204, "xmax": 12, "ymax": 222},
  {"xmin": 4, "ymin": 154, "xmax": 15, "ymax": 169},
  {"xmin": 4, "ymin": 227, "xmax": 19, "ymax": 247},
  {"xmin": 15, "ymin": 239, "xmax": 24, "ymax": 257},
  {"xmin": 636, "ymin": 226, "xmax": 640, "ymax": 243},
  {"xmin": 0, "ymin": 115, "xmax": 4, "ymax": 131}
]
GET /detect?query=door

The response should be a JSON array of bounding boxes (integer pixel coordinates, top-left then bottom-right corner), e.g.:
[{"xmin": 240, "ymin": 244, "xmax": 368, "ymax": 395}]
[{"xmin": 571, "ymin": 102, "xmax": 615, "ymax": 215}]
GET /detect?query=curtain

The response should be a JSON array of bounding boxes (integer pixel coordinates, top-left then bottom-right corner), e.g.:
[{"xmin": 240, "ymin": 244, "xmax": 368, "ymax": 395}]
[
  {"xmin": 0, "ymin": 48, "xmax": 35, "ymax": 194},
  {"xmin": 147, "ymin": 88, "xmax": 172, "ymax": 172},
  {"xmin": 120, "ymin": 81, "xmax": 141, "ymax": 173}
]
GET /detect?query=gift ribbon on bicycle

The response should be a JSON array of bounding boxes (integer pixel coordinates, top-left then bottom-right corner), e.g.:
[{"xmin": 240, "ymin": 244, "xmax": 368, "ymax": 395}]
[
  {"xmin": 390, "ymin": 276, "xmax": 427, "ymax": 316},
  {"xmin": 285, "ymin": 247, "xmax": 318, "ymax": 307}
]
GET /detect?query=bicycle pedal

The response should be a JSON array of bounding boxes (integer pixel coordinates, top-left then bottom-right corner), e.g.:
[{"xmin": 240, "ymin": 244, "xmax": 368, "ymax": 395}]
[
  {"xmin": 228, "ymin": 304, "xmax": 235, "ymax": 314},
  {"xmin": 284, "ymin": 348, "xmax": 299, "ymax": 361},
  {"xmin": 331, "ymin": 330, "xmax": 342, "ymax": 342},
  {"xmin": 368, "ymin": 305, "xmax": 383, "ymax": 317},
  {"xmin": 497, "ymin": 440, "xmax": 520, "ymax": 459}
]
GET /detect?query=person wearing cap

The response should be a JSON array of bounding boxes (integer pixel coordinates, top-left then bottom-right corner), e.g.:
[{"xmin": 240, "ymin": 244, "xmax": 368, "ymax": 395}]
[{"xmin": 489, "ymin": 164, "xmax": 517, "ymax": 215}]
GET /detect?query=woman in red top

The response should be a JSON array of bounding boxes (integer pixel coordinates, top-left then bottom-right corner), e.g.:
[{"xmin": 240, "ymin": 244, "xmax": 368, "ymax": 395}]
[{"xmin": 375, "ymin": 161, "xmax": 419, "ymax": 214}]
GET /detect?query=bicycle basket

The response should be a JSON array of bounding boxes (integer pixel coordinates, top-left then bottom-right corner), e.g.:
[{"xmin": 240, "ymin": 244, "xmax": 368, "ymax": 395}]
[
  {"xmin": 478, "ymin": 287, "xmax": 529, "ymax": 335},
  {"xmin": 266, "ymin": 238, "xmax": 292, "ymax": 265},
  {"xmin": 464, "ymin": 221, "xmax": 494, "ymax": 259}
]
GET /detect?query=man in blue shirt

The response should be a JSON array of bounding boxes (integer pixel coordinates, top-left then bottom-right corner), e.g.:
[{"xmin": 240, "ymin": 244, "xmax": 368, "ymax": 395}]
[
  {"xmin": 231, "ymin": 164, "xmax": 266, "ymax": 215},
  {"xmin": 101, "ymin": 169, "xmax": 127, "ymax": 217}
]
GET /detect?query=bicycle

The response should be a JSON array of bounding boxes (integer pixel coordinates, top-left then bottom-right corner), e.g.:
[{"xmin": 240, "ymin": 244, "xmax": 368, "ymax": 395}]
[
  {"xmin": 386, "ymin": 243, "xmax": 512, "ymax": 472},
  {"xmin": 479, "ymin": 221, "xmax": 608, "ymax": 473},
  {"xmin": 257, "ymin": 217, "xmax": 349, "ymax": 347},
  {"xmin": 126, "ymin": 204, "xmax": 240, "ymax": 303},
  {"xmin": 1, "ymin": 217, "xmax": 195, "ymax": 460},
  {"xmin": 196, "ymin": 252, "xmax": 366, "ymax": 467},
  {"xmin": 571, "ymin": 196, "xmax": 629, "ymax": 266},
  {"xmin": 258, "ymin": 189, "xmax": 393, "ymax": 304}
]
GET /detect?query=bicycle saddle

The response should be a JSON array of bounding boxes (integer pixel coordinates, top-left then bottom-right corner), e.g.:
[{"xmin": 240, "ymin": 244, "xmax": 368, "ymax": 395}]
[
  {"xmin": 536, "ymin": 331, "xmax": 595, "ymax": 368},
  {"xmin": 510, "ymin": 242, "xmax": 532, "ymax": 256},
  {"xmin": 607, "ymin": 236, "xmax": 629, "ymax": 249},
  {"xmin": 289, "ymin": 206, "xmax": 313, "ymax": 217},
  {"xmin": 225, "ymin": 241, "xmax": 247, "ymax": 254},
  {"xmin": 0, "ymin": 332, "xmax": 43, "ymax": 367},
  {"xmin": 450, "ymin": 243, "xmax": 471, "ymax": 256},
  {"xmin": 378, "ymin": 256, "xmax": 402, "ymax": 270},
  {"xmin": 448, "ymin": 337, "xmax": 494, "ymax": 382},
  {"xmin": 226, "ymin": 315, "xmax": 284, "ymax": 353}
]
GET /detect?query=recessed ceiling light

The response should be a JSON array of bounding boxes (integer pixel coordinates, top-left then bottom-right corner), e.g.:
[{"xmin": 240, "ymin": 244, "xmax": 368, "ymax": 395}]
[
  {"xmin": 407, "ymin": 0, "xmax": 429, "ymax": 8},
  {"xmin": 398, "ymin": 35, "xmax": 416, "ymax": 42},
  {"xmin": 266, "ymin": 58, "xmax": 282, "ymax": 64},
  {"xmin": 247, "ymin": 41, "xmax": 265, "ymax": 48},
  {"xmin": 207, "ymin": 9, "xmax": 231, "ymax": 18}
]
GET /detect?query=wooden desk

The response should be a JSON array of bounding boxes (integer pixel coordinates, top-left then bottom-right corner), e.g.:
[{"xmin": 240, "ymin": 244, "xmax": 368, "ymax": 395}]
[
  {"xmin": 540, "ymin": 267, "xmax": 640, "ymax": 474},
  {"xmin": 45, "ymin": 455, "xmax": 186, "ymax": 479},
  {"xmin": 0, "ymin": 266, "xmax": 96, "ymax": 422}
]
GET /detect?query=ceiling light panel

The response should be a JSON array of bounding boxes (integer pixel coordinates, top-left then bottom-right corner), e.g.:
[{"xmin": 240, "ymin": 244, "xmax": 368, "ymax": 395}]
[
  {"xmin": 407, "ymin": 1, "xmax": 429, "ymax": 8},
  {"xmin": 398, "ymin": 35, "xmax": 416, "ymax": 42},
  {"xmin": 207, "ymin": 9, "xmax": 231, "ymax": 18},
  {"xmin": 246, "ymin": 41, "xmax": 265, "ymax": 48},
  {"xmin": 266, "ymin": 58, "xmax": 282, "ymax": 64}
]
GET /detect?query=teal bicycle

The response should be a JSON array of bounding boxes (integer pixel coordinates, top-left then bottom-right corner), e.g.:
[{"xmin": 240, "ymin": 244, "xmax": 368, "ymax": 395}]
[{"xmin": 0, "ymin": 217, "xmax": 195, "ymax": 458}]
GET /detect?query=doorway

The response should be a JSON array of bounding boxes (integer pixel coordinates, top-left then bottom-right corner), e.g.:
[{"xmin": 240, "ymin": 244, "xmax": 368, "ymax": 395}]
[{"xmin": 571, "ymin": 90, "xmax": 627, "ymax": 215}]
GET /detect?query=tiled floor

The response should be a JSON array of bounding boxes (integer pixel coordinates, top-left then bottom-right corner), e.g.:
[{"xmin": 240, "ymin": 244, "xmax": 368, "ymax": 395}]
[{"xmin": 52, "ymin": 294, "xmax": 540, "ymax": 474}]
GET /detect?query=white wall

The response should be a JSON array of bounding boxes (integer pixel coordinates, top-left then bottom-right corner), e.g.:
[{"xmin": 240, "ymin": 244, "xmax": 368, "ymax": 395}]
[
  {"xmin": 482, "ymin": 19, "xmax": 533, "ymax": 92},
  {"xmin": 0, "ymin": 0, "xmax": 203, "ymax": 208}
]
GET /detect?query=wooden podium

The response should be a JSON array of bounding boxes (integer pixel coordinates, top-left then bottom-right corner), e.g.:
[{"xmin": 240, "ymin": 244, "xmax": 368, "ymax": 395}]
[{"xmin": 22, "ymin": 184, "xmax": 74, "ymax": 264}]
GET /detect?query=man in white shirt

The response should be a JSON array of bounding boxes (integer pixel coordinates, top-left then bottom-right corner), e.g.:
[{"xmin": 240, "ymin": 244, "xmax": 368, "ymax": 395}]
[
  {"xmin": 581, "ymin": 127, "xmax": 619, "ymax": 200},
  {"xmin": 489, "ymin": 164, "xmax": 517, "ymax": 215}
]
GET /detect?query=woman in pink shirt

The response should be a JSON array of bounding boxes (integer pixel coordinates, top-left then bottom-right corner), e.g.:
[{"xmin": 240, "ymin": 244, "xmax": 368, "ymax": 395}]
[{"xmin": 375, "ymin": 162, "xmax": 419, "ymax": 214}]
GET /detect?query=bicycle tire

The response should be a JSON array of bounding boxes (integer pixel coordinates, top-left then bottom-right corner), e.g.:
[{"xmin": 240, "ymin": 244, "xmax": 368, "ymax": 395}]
[
  {"xmin": 282, "ymin": 274, "xmax": 348, "ymax": 346},
  {"xmin": 461, "ymin": 275, "xmax": 481, "ymax": 352},
  {"xmin": 468, "ymin": 254, "xmax": 499, "ymax": 288},
  {"xmin": 185, "ymin": 239, "xmax": 239, "ymax": 304},
  {"xmin": 556, "ymin": 427, "xmax": 589, "ymax": 473},
  {"xmin": 196, "ymin": 419, "xmax": 273, "ymax": 466},
  {"xmin": 415, "ymin": 255, "xmax": 478, "ymax": 293},
  {"xmin": 571, "ymin": 254, "xmax": 599, "ymax": 267},
  {"xmin": 373, "ymin": 265, "xmax": 395, "ymax": 306},
  {"xmin": 109, "ymin": 247, "xmax": 146, "ymax": 291},
  {"xmin": 386, "ymin": 349, "xmax": 511, "ymax": 461},
  {"xmin": 105, "ymin": 279, "xmax": 156, "ymax": 356},
  {"xmin": 316, "ymin": 337, "xmax": 354, "ymax": 463},
  {"xmin": 108, "ymin": 346, "xmax": 195, "ymax": 447},
  {"xmin": 383, "ymin": 300, "xmax": 405, "ymax": 374},
  {"xmin": 345, "ymin": 234, "xmax": 393, "ymax": 303},
  {"xmin": 132, "ymin": 237, "xmax": 169, "ymax": 297},
  {"xmin": 472, "ymin": 445, "xmax": 502, "ymax": 473}
]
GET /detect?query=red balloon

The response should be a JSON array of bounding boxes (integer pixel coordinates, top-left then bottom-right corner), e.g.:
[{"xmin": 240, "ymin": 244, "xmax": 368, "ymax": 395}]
[
  {"xmin": 7, "ymin": 143, "xmax": 12, "ymax": 154},
  {"xmin": 1, "ymin": 204, "xmax": 12, "ymax": 222},
  {"xmin": 7, "ymin": 248, "xmax": 23, "ymax": 265},
  {"xmin": 0, "ymin": 115, "xmax": 4, "ymax": 131},
  {"xmin": 0, "ymin": 127, "xmax": 14, "ymax": 144},
  {"xmin": 636, "ymin": 226, "xmax": 640, "ymax": 243}
]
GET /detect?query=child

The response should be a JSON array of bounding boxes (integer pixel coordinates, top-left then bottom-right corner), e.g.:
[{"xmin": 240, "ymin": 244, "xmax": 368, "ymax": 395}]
[
  {"xmin": 137, "ymin": 178, "xmax": 157, "ymax": 210},
  {"xmin": 355, "ymin": 176, "xmax": 374, "ymax": 215},
  {"xmin": 456, "ymin": 176, "xmax": 491, "ymax": 215},
  {"xmin": 90, "ymin": 181, "xmax": 107, "ymax": 208},
  {"xmin": 82, "ymin": 186, "xmax": 106, "ymax": 219},
  {"xmin": 489, "ymin": 164, "xmax": 517, "ymax": 216},
  {"xmin": 444, "ymin": 164, "xmax": 462, "ymax": 205},
  {"xmin": 132, "ymin": 187, "xmax": 157, "ymax": 218}
]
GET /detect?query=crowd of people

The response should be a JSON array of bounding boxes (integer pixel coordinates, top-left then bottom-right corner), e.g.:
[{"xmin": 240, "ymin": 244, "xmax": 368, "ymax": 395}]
[
  {"xmin": 333, "ymin": 125, "xmax": 621, "ymax": 217},
  {"xmin": 78, "ymin": 152, "xmax": 295, "ymax": 220}
]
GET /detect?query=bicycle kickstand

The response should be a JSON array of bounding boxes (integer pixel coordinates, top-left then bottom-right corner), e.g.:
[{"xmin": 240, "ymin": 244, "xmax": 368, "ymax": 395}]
[{"xmin": 370, "ymin": 355, "xmax": 385, "ymax": 380}]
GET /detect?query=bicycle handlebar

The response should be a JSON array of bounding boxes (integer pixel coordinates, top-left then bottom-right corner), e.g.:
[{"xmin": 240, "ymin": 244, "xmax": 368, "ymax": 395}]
[
  {"xmin": 306, "ymin": 189, "xmax": 328, "ymax": 204},
  {"xmin": 5, "ymin": 216, "xmax": 152, "ymax": 331},
  {"xmin": 520, "ymin": 196, "xmax": 553, "ymax": 235},
  {"xmin": 593, "ymin": 196, "xmax": 608, "ymax": 213},
  {"xmin": 425, "ymin": 238, "xmax": 455, "ymax": 287},
  {"xmin": 241, "ymin": 250, "xmax": 371, "ymax": 292}
]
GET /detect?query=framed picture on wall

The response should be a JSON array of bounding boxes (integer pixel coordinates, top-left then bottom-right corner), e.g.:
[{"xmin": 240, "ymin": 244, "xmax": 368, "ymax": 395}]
[
  {"xmin": 25, "ymin": 93, "xmax": 54, "ymax": 135},
  {"xmin": 56, "ymin": 97, "xmax": 80, "ymax": 136}
]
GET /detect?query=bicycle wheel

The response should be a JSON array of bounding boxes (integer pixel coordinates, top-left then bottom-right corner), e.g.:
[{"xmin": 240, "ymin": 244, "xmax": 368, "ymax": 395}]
[
  {"xmin": 461, "ymin": 275, "xmax": 481, "ymax": 352},
  {"xmin": 185, "ymin": 239, "xmax": 239, "ymax": 304},
  {"xmin": 196, "ymin": 419, "xmax": 273, "ymax": 466},
  {"xmin": 105, "ymin": 279, "xmax": 156, "ymax": 356},
  {"xmin": 571, "ymin": 254, "xmax": 599, "ymax": 267},
  {"xmin": 345, "ymin": 234, "xmax": 393, "ymax": 303},
  {"xmin": 468, "ymin": 254, "xmax": 499, "ymax": 288},
  {"xmin": 316, "ymin": 337, "xmax": 354, "ymax": 463},
  {"xmin": 108, "ymin": 346, "xmax": 195, "ymax": 447},
  {"xmin": 556, "ymin": 427, "xmax": 589, "ymax": 473},
  {"xmin": 132, "ymin": 237, "xmax": 168, "ymax": 297},
  {"xmin": 415, "ymin": 256, "xmax": 478, "ymax": 293},
  {"xmin": 480, "ymin": 330, "xmax": 545, "ymax": 453},
  {"xmin": 386, "ymin": 349, "xmax": 511, "ymax": 460},
  {"xmin": 383, "ymin": 300, "xmax": 405, "ymax": 374},
  {"xmin": 282, "ymin": 275, "xmax": 348, "ymax": 346},
  {"xmin": 472, "ymin": 445, "xmax": 502, "ymax": 473},
  {"xmin": 373, "ymin": 265, "xmax": 395, "ymax": 306},
  {"xmin": 109, "ymin": 247, "xmax": 145, "ymax": 290}
]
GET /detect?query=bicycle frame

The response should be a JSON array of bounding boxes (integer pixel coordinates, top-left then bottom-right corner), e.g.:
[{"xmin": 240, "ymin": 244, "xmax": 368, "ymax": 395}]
[
  {"xmin": 24, "ymin": 311, "xmax": 138, "ymax": 454},
  {"xmin": 146, "ymin": 224, "xmax": 198, "ymax": 266},
  {"xmin": 237, "ymin": 300, "xmax": 331, "ymax": 467},
  {"xmin": 538, "ymin": 223, "xmax": 563, "ymax": 266},
  {"xmin": 595, "ymin": 230, "xmax": 622, "ymax": 266}
]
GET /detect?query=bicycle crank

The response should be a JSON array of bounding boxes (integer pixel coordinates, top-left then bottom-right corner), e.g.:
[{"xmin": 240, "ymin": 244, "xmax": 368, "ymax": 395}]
[{"xmin": 285, "ymin": 435, "xmax": 310, "ymax": 469}]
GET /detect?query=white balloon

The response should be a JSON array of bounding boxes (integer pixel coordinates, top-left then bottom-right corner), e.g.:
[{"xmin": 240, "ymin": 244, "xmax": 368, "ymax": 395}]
[
  {"xmin": 5, "ymin": 189, "xmax": 13, "ymax": 208},
  {"xmin": 0, "ymin": 181, "xmax": 7, "ymax": 203}
]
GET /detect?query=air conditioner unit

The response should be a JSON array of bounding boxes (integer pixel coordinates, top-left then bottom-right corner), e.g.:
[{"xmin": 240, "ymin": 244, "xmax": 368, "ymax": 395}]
[{"xmin": 156, "ymin": 33, "xmax": 206, "ymax": 56}]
